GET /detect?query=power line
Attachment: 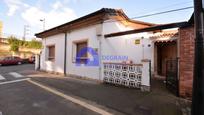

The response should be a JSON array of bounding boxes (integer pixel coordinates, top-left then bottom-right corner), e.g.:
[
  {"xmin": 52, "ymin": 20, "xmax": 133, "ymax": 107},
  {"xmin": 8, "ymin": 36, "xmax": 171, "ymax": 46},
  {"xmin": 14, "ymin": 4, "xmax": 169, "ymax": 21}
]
[
  {"xmin": 104, "ymin": 6, "xmax": 193, "ymax": 24},
  {"xmin": 134, "ymin": 1, "xmax": 193, "ymax": 16},
  {"xmin": 132, "ymin": 6, "xmax": 193, "ymax": 19}
]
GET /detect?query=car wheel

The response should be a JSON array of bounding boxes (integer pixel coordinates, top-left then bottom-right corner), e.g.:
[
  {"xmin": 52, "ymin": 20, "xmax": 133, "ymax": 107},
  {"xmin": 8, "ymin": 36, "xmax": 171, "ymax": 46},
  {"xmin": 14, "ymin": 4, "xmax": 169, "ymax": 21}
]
[
  {"xmin": 0, "ymin": 64, "xmax": 2, "ymax": 66},
  {"xmin": 18, "ymin": 62, "xmax": 22, "ymax": 65}
]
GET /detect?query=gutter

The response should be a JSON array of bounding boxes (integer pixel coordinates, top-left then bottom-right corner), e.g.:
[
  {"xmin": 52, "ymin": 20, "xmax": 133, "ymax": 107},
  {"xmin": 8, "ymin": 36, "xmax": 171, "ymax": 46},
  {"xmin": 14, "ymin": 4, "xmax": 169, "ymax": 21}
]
[{"xmin": 98, "ymin": 22, "xmax": 103, "ymax": 81}]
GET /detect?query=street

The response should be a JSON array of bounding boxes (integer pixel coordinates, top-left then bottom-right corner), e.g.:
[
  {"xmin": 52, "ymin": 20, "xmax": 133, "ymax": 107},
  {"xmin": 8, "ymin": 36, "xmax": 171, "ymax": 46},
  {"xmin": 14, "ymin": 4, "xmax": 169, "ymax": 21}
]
[
  {"xmin": 0, "ymin": 64, "xmax": 186, "ymax": 115},
  {"xmin": 0, "ymin": 64, "xmax": 100, "ymax": 115}
]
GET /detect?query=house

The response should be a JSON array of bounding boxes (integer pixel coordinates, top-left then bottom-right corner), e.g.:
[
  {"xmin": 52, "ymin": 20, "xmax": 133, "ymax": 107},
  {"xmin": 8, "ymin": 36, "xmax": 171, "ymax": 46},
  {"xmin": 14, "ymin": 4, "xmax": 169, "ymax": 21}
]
[
  {"xmin": 35, "ymin": 8, "xmax": 194, "ymax": 98},
  {"xmin": 36, "ymin": 8, "xmax": 156, "ymax": 91},
  {"xmin": 104, "ymin": 15, "xmax": 195, "ymax": 99}
]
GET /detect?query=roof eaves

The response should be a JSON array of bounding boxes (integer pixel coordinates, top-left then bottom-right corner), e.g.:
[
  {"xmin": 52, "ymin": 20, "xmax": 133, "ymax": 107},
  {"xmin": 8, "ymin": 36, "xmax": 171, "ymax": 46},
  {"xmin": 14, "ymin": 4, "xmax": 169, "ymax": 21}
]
[
  {"xmin": 116, "ymin": 9, "xmax": 156, "ymax": 26},
  {"xmin": 35, "ymin": 8, "xmax": 112, "ymax": 38},
  {"xmin": 104, "ymin": 21, "xmax": 189, "ymax": 38}
]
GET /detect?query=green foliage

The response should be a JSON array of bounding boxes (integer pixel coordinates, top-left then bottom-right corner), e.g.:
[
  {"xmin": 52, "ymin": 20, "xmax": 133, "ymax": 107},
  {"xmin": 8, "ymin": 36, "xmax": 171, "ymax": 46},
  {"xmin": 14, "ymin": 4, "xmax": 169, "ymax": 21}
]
[
  {"xmin": 27, "ymin": 40, "xmax": 42, "ymax": 49},
  {"xmin": 7, "ymin": 36, "xmax": 42, "ymax": 52},
  {"xmin": 8, "ymin": 36, "xmax": 19, "ymax": 52}
]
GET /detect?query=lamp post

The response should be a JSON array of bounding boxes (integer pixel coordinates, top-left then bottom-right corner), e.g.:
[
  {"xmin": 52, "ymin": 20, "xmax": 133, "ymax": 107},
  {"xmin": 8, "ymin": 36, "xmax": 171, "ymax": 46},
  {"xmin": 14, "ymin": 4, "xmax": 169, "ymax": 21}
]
[{"xmin": 40, "ymin": 18, "xmax": 45, "ymax": 31}]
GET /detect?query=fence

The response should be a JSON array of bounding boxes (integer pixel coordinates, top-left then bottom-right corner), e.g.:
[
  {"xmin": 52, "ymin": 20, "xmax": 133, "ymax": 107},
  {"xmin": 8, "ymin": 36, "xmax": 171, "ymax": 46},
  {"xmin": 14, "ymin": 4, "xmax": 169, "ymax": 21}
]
[{"xmin": 103, "ymin": 60, "xmax": 151, "ymax": 91}]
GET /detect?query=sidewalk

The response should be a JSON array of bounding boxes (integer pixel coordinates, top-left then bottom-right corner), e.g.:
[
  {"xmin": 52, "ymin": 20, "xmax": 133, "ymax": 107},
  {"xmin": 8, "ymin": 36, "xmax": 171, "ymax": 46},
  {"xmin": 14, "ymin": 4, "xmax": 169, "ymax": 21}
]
[{"xmin": 23, "ymin": 70, "xmax": 186, "ymax": 115}]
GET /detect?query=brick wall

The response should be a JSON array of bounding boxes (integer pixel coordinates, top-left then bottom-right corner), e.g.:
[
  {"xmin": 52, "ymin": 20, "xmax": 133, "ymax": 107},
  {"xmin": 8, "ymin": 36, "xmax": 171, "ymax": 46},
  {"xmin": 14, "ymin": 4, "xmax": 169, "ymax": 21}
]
[{"xmin": 179, "ymin": 26, "xmax": 194, "ymax": 99}]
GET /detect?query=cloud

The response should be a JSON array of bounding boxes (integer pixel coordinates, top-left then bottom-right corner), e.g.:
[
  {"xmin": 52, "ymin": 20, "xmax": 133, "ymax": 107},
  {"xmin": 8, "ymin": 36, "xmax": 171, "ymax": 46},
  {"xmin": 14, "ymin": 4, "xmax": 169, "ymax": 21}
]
[
  {"xmin": 52, "ymin": 1, "xmax": 63, "ymax": 10},
  {"xmin": 21, "ymin": 1, "xmax": 77, "ymax": 30},
  {"xmin": 4, "ymin": 0, "xmax": 29, "ymax": 16}
]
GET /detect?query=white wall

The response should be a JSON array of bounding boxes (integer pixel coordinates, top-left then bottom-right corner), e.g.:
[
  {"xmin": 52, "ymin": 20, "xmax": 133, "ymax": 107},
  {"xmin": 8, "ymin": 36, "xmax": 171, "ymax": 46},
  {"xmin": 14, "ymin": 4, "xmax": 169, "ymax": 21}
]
[
  {"xmin": 66, "ymin": 25, "xmax": 100, "ymax": 80},
  {"xmin": 40, "ymin": 33, "xmax": 65, "ymax": 73},
  {"xmin": 40, "ymin": 20, "xmax": 155, "ymax": 80},
  {"xmin": 102, "ymin": 21, "xmax": 154, "ymax": 71}
]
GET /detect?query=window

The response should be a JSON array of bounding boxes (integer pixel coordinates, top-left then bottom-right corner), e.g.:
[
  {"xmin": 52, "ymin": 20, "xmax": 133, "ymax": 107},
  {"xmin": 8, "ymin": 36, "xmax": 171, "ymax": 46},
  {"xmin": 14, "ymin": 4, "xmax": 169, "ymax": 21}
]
[
  {"xmin": 75, "ymin": 41, "xmax": 88, "ymax": 64},
  {"xmin": 47, "ymin": 45, "xmax": 55, "ymax": 61}
]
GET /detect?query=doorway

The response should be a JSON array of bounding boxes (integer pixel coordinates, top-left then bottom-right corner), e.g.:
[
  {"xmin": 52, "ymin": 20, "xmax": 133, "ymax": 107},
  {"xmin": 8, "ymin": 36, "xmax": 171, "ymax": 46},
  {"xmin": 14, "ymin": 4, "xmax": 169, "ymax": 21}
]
[{"xmin": 156, "ymin": 41, "xmax": 177, "ymax": 77}]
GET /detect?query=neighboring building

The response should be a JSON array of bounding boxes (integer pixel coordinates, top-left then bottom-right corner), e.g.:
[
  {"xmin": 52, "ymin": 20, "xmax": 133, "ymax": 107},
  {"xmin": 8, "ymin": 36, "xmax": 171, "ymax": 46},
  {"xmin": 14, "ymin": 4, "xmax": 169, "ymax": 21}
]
[
  {"xmin": 36, "ymin": 8, "xmax": 194, "ymax": 99},
  {"xmin": 0, "ymin": 21, "xmax": 3, "ymax": 37},
  {"xmin": 0, "ymin": 37, "xmax": 41, "ymax": 58}
]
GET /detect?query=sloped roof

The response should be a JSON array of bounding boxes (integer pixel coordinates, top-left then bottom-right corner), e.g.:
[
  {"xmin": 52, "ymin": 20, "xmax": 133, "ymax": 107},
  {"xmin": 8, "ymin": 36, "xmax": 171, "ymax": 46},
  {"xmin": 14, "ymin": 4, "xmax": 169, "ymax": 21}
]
[
  {"xmin": 104, "ymin": 12, "xmax": 194, "ymax": 38},
  {"xmin": 35, "ymin": 8, "xmax": 155, "ymax": 38}
]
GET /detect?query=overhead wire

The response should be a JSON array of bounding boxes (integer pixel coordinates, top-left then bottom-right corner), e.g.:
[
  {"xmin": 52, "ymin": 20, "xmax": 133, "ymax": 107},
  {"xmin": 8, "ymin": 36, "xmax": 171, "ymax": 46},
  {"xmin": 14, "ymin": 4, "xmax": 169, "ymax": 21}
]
[{"xmin": 103, "ymin": 6, "xmax": 193, "ymax": 24}]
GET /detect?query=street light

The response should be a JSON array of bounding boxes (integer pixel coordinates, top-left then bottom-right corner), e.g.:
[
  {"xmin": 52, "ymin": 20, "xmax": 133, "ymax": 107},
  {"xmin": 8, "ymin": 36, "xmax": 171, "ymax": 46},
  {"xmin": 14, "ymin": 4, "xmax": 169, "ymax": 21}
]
[{"xmin": 40, "ymin": 18, "xmax": 45, "ymax": 31}]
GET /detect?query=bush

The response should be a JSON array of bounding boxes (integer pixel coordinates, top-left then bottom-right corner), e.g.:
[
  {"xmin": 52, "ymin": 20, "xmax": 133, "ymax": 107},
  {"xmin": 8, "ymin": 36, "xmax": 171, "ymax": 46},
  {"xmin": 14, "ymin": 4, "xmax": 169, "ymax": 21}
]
[{"xmin": 7, "ymin": 36, "xmax": 42, "ymax": 52}]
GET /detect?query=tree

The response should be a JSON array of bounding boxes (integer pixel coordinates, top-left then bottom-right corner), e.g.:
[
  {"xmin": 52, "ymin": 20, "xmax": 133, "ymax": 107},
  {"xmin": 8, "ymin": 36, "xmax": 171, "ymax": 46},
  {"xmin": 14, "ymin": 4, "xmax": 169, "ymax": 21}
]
[
  {"xmin": 7, "ymin": 36, "xmax": 42, "ymax": 51},
  {"xmin": 7, "ymin": 36, "xmax": 19, "ymax": 52}
]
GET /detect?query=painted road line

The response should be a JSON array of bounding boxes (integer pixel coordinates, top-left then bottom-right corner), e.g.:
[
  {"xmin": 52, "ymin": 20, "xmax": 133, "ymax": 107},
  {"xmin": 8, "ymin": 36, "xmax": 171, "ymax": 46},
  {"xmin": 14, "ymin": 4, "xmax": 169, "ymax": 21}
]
[
  {"xmin": 0, "ymin": 75, "xmax": 5, "ymax": 80},
  {"xmin": 28, "ymin": 80, "xmax": 113, "ymax": 115},
  {"xmin": 9, "ymin": 72, "xmax": 24, "ymax": 78},
  {"xmin": 0, "ymin": 78, "xmax": 30, "ymax": 85}
]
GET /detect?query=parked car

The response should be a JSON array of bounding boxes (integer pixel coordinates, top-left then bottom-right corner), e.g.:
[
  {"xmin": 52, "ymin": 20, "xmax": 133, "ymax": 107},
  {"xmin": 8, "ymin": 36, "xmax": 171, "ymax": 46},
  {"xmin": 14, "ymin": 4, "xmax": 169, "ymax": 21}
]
[
  {"xmin": 28, "ymin": 55, "xmax": 35, "ymax": 64},
  {"xmin": 0, "ymin": 56, "xmax": 23, "ymax": 66}
]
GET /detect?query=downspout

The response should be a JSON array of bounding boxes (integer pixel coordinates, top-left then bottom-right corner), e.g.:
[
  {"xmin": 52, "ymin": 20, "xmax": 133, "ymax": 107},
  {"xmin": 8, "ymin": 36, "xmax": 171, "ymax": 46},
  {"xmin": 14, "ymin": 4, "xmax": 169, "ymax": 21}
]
[
  {"xmin": 98, "ymin": 22, "xmax": 103, "ymax": 81},
  {"xmin": 39, "ymin": 51, "xmax": 41, "ymax": 70},
  {"xmin": 64, "ymin": 32, "xmax": 67, "ymax": 76}
]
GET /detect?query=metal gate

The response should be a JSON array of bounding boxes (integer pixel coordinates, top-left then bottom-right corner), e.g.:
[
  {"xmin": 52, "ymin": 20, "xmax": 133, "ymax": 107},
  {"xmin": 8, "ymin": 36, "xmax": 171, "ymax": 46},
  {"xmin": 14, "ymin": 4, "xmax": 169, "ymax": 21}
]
[{"xmin": 166, "ymin": 59, "xmax": 179, "ymax": 96}]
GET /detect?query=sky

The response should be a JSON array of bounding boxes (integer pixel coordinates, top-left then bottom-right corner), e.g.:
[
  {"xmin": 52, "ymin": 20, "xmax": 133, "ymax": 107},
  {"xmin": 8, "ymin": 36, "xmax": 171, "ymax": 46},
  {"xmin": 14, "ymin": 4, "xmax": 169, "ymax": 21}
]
[{"xmin": 0, "ymin": 0, "xmax": 194, "ymax": 39}]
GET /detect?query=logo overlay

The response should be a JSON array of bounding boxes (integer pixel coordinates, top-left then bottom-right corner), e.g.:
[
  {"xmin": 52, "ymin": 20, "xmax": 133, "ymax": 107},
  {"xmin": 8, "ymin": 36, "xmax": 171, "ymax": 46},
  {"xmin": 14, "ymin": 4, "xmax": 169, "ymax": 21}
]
[
  {"xmin": 76, "ymin": 47, "xmax": 99, "ymax": 66},
  {"xmin": 76, "ymin": 47, "xmax": 128, "ymax": 66}
]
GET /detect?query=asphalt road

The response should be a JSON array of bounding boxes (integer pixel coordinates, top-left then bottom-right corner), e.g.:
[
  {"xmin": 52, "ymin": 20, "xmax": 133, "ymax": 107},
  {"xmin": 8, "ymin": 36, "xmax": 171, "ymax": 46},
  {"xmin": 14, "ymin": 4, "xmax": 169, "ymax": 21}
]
[
  {"xmin": 0, "ymin": 64, "xmax": 35, "ymax": 74},
  {"xmin": 0, "ymin": 64, "xmax": 99, "ymax": 115},
  {"xmin": 0, "ymin": 64, "xmax": 183, "ymax": 115}
]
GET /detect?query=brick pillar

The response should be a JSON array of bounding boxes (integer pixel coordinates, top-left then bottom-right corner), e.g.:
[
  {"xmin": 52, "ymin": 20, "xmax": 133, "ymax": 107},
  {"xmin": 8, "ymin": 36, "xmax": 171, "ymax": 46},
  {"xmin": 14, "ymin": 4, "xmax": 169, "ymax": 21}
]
[{"xmin": 179, "ymin": 26, "xmax": 194, "ymax": 99}]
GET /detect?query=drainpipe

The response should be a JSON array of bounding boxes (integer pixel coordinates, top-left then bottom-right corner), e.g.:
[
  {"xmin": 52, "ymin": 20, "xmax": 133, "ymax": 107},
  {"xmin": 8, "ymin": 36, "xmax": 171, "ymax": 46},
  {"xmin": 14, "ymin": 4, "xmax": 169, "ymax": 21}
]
[
  {"xmin": 64, "ymin": 32, "xmax": 67, "ymax": 76},
  {"xmin": 141, "ymin": 37, "xmax": 145, "ymax": 59},
  {"xmin": 98, "ymin": 22, "xmax": 103, "ymax": 81},
  {"xmin": 39, "ymin": 51, "xmax": 41, "ymax": 70}
]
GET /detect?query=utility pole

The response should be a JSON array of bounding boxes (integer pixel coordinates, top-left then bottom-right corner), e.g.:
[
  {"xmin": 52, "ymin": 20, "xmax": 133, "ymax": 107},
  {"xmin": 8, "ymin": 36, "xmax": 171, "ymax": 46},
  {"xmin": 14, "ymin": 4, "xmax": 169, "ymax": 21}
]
[
  {"xmin": 23, "ymin": 25, "xmax": 29, "ymax": 41},
  {"xmin": 192, "ymin": 0, "xmax": 204, "ymax": 115}
]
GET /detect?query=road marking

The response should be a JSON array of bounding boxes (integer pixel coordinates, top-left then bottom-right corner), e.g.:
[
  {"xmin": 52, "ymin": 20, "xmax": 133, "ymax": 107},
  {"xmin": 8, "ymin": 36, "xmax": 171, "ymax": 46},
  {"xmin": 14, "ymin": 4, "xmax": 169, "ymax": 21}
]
[
  {"xmin": 28, "ymin": 80, "xmax": 113, "ymax": 115},
  {"xmin": 0, "ymin": 78, "xmax": 30, "ymax": 85},
  {"xmin": 9, "ymin": 72, "xmax": 24, "ymax": 78},
  {"xmin": 0, "ymin": 75, "xmax": 5, "ymax": 80}
]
